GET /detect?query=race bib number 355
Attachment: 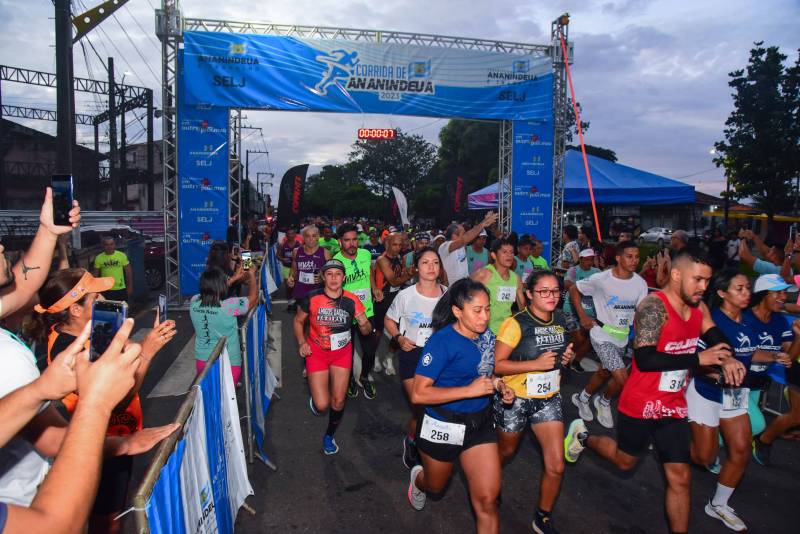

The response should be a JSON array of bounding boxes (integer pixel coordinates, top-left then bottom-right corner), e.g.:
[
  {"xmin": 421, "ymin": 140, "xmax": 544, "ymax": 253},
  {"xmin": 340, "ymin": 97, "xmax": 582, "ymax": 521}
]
[{"xmin": 419, "ymin": 415, "xmax": 465, "ymax": 446}]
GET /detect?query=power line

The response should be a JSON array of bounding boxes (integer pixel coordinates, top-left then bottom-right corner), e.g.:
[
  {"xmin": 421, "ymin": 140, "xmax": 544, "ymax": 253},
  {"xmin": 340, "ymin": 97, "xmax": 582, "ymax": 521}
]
[
  {"xmin": 110, "ymin": 12, "xmax": 161, "ymax": 86},
  {"xmin": 123, "ymin": 4, "xmax": 161, "ymax": 51}
]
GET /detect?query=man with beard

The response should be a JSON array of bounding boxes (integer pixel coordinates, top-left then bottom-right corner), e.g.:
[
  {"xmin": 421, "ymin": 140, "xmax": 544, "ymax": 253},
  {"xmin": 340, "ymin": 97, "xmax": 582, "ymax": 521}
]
[
  {"xmin": 334, "ymin": 224, "xmax": 380, "ymax": 399},
  {"xmin": 564, "ymin": 248, "xmax": 746, "ymax": 534}
]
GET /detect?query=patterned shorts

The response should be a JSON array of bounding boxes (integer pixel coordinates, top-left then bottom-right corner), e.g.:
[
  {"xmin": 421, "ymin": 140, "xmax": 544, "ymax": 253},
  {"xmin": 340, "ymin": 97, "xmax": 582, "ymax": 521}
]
[
  {"xmin": 493, "ymin": 393, "xmax": 563, "ymax": 433},
  {"xmin": 591, "ymin": 339, "xmax": 628, "ymax": 372}
]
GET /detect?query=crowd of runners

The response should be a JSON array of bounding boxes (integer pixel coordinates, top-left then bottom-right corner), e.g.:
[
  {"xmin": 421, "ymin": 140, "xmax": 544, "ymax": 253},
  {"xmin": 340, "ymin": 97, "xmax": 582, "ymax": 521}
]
[{"xmin": 284, "ymin": 213, "xmax": 800, "ymax": 534}]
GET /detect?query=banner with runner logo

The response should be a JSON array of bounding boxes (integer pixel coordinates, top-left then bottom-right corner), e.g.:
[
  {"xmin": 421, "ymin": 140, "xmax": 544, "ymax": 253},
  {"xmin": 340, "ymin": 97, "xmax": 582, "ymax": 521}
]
[
  {"xmin": 179, "ymin": 393, "xmax": 217, "ymax": 534},
  {"xmin": 182, "ymin": 32, "xmax": 552, "ymax": 121},
  {"xmin": 177, "ymin": 51, "xmax": 230, "ymax": 297},
  {"xmin": 511, "ymin": 119, "xmax": 554, "ymax": 261}
]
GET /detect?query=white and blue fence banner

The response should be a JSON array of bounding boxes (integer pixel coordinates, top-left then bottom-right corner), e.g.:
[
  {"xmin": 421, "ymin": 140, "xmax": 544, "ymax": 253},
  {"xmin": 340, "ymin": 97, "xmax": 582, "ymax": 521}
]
[
  {"xmin": 511, "ymin": 118, "xmax": 555, "ymax": 261},
  {"xmin": 146, "ymin": 350, "xmax": 252, "ymax": 534},
  {"xmin": 247, "ymin": 303, "xmax": 277, "ymax": 464},
  {"xmin": 181, "ymin": 32, "xmax": 553, "ymax": 121},
  {"xmin": 177, "ymin": 50, "xmax": 230, "ymax": 297},
  {"xmin": 261, "ymin": 245, "xmax": 282, "ymax": 312}
]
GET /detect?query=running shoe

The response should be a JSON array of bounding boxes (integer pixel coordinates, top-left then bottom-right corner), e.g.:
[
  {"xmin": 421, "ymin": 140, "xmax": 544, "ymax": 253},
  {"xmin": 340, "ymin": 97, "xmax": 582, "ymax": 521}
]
[
  {"xmin": 309, "ymin": 397, "xmax": 322, "ymax": 417},
  {"xmin": 705, "ymin": 456, "xmax": 721, "ymax": 475},
  {"xmin": 752, "ymin": 437, "xmax": 772, "ymax": 466},
  {"xmin": 402, "ymin": 436, "xmax": 420, "ymax": 469},
  {"xmin": 564, "ymin": 418, "xmax": 588, "ymax": 463},
  {"xmin": 384, "ymin": 358, "xmax": 396, "ymax": 376},
  {"xmin": 571, "ymin": 393, "xmax": 594, "ymax": 422},
  {"xmin": 593, "ymin": 396, "xmax": 614, "ymax": 429},
  {"xmin": 705, "ymin": 501, "xmax": 747, "ymax": 532},
  {"xmin": 322, "ymin": 435, "xmax": 339, "ymax": 455},
  {"xmin": 408, "ymin": 464, "xmax": 426, "ymax": 511},
  {"xmin": 347, "ymin": 377, "xmax": 359, "ymax": 399},
  {"xmin": 532, "ymin": 513, "xmax": 559, "ymax": 534},
  {"xmin": 362, "ymin": 378, "xmax": 377, "ymax": 400},
  {"xmin": 373, "ymin": 358, "xmax": 383, "ymax": 374}
]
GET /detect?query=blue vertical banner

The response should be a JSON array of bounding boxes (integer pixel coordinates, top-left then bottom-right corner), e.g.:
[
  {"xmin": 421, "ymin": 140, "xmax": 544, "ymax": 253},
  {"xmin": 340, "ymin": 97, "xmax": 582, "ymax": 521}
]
[
  {"xmin": 177, "ymin": 52, "xmax": 230, "ymax": 297},
  {"xmin": 511, "ymin": 119, "xmax": 555, "ymax": 261}
]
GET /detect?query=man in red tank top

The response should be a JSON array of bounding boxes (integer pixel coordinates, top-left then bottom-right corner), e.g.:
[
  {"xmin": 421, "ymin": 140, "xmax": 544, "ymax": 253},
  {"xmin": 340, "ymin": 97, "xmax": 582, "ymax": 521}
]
[{"xmin": 563, "ymin": 248, "xmax": 746, "ymax": 534}]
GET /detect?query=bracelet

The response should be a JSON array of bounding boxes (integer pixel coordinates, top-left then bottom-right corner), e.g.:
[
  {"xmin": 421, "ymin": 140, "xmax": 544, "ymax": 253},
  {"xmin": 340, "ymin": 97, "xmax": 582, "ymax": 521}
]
[{"xmin": 392, "ymin": 334, "xmax": 401, "ymax": 343}]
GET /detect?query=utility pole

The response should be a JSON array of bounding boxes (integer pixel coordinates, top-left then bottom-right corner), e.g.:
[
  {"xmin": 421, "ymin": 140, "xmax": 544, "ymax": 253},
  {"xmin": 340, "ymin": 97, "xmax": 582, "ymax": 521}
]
[
  {"xmin": 146, "ymin": 89, "xmax": 154, "ymax": 210},
  {"xmin": 108, "ymin": 57, "xmax": 122, "ymax": 210},
  {"xmin": 246, "ymin": 148, "xmax": 268, "ymax": 214},
  {"xmin": 54, "ymin": 0, "xmax": 75, "ymax": 173}
]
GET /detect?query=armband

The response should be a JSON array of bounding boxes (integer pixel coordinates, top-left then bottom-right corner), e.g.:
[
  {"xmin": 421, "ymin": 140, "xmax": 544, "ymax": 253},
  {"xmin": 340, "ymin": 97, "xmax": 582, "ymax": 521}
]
[{"xmin": 701, "ymin": 326, "xmax": 729, "ymax": 348}]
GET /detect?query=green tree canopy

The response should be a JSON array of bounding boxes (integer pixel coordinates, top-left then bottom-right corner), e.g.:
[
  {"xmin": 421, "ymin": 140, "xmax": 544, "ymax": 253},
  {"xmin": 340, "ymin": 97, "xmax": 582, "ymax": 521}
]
[{"xmin": 714, "ymin": 43, "xmax": 800, "ymax": 229}]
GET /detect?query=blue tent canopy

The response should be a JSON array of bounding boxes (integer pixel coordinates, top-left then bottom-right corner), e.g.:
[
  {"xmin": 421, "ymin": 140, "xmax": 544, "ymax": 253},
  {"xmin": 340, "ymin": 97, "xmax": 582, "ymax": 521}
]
[{"xmin": 468, "ymin": 149, "xmax": 695, "ymax": 208}]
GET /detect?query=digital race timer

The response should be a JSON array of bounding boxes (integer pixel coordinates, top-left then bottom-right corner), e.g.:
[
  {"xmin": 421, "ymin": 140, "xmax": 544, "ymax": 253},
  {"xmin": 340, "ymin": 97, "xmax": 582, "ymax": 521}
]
[{"xmin": 357, "ymin": 128, "xmax": 397, "ymax": 140}]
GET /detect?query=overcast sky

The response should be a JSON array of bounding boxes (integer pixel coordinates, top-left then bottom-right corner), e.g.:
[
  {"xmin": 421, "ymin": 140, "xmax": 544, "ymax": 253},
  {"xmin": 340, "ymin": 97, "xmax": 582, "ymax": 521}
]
[{"xmin": 1, "ymin": 0, "xmax": 798, "ymax": 202}]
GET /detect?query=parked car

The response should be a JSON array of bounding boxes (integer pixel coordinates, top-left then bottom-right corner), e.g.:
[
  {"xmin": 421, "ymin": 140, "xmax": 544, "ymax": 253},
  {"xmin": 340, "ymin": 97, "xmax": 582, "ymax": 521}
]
[{"xmin": 638, "ymin": 227, "xmax": 673, "ymax": 246}]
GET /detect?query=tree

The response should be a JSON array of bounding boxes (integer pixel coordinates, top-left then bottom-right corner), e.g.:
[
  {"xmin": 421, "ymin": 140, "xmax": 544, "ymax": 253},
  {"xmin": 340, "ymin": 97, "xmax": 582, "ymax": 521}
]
[
  {"xmin": 566, "ymin": 144, "xmax": 617, "ymax": 162},
  {"xmin": 305, "ymin": 164, "xmax": 385, "ymax": 219},
  {"xmin": 714, "ymin": 43, "xmax": 800, "ymax": 232},
  {"xmin": 348, "ymin": 128, "xmax": 437, "ymax": 199}
]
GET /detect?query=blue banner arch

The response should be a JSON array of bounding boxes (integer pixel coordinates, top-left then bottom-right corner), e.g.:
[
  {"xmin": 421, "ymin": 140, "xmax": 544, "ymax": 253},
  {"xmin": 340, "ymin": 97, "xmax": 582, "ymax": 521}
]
[{"xmin": 177, "ymin": 31, "xmax": 555, "ymax": 296}]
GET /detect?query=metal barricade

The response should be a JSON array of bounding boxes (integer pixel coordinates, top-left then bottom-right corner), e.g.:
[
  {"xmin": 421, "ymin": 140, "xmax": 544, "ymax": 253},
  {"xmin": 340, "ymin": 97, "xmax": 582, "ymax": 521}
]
[{"xmin": 131, "ymin": 337, "xmax": 227, "ymax": 534}]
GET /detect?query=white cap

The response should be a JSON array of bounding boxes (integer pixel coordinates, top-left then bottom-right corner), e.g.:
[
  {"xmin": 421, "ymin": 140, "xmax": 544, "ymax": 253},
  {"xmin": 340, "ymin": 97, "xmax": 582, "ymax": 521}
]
[
  {"xmin": 356, "ymin": 224, "xmax": 363, "ymax": 231},
  {"xmin": 579, "ymin": 248, "xmax": 595, "ymax": 258},
  {"xmin": 478, "ymin": 229, "xmax": 488, "ymax": 237},
  {"xmin": 753, "ymin": 273, "xmax": 790, "ymax": 293}
]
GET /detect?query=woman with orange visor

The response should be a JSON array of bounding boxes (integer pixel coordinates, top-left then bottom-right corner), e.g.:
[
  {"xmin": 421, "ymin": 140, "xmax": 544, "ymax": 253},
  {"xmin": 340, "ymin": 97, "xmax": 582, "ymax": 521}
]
[{"xmin": 28, "ymin": 268, "xmax": 176, "ymax": 534}]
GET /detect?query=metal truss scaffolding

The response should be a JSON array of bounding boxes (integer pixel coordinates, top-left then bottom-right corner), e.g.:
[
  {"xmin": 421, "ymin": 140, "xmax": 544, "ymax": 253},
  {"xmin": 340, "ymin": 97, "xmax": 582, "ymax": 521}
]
[
  {"xmin": 160, "ymin": 1, "xmax": 570, "ymax": 302},
  {"xmin": 229, "ymin": 109, "xmax": 242, "ymax": 243},
  {"xmin": 157, "ymin": 1, "xmax": 182, "ymax": 306},
  {"xmin": 549, "ymin": 16, "xmax": 570, "ymax": 266}
]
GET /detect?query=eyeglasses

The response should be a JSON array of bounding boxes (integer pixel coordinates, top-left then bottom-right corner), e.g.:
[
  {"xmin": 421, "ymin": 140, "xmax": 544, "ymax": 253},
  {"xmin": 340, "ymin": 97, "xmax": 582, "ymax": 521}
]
[{"xmin": 531, "ymin": 289, "xmax": 560, "ymax": 297}]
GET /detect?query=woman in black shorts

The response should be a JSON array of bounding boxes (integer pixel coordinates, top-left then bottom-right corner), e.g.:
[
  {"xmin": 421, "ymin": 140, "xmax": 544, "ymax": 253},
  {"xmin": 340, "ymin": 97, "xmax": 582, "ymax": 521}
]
[
  {"xmin": 406, "ymin": 279, "xmax": 514, "ymax": 534},
  {"xmin": 494, "ymin": 270, "xmax": 575, "ymax": 534},
  {"xmin": 384, "ymin": 247, "xmax": 447, "ymax": 469}
]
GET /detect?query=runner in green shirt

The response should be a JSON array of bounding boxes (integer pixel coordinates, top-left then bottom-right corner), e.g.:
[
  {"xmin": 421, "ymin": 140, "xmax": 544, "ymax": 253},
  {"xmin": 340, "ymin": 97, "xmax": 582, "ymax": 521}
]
[
  {"xmin": 319, "ymin": 225, "xmax": 341, "ymax": 256},
  {"xmin": 334, "ymin": 223, "xmax": 379, "ymax": 399},
  {"xmin": 530, "ymin": 239, "xmax": 550, "ymax": 271},
  {"xmin": 472, "ymin": 237, "xmax": 526, "ymax": 334},
  {"xmin": 92, "ymin": 236, "xmax": 132, "ymax": 301}
]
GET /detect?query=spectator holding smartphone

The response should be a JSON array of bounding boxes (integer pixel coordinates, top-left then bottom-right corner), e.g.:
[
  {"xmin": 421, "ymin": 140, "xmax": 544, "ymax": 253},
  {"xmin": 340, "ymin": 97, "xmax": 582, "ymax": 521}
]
[
  {"xmin": 1, "ymin": 318, "xmax": 178, "ymax": 533},
  {"xmin": 190, "ymin": 266, "xmax": 258, "ymax": 384},
  {"xmin": 27, "ymin": 267, "xmax": 176, "ymax": 533},
  {"xmin": 0, "ymin": 189, "xmax": 175, "ymax": 530}
]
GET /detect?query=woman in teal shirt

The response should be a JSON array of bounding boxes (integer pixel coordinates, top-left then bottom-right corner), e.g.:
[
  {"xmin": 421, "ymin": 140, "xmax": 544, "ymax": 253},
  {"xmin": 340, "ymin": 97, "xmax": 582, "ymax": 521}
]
[{"xmin": 190, "ymin": 266, "xmax": 257, "ymax": 384}]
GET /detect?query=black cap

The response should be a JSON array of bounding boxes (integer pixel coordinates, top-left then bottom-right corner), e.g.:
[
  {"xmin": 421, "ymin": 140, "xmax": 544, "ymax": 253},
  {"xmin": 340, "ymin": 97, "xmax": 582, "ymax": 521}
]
[{"xmin": 320, "ymin": 259, "xmax": 346, "ymax": 273}]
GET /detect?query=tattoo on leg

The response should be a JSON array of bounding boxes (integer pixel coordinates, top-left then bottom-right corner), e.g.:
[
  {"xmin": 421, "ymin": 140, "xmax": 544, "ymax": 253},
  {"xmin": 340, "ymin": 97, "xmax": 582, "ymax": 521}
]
[{"xmin": 21, "ymin": 261, "xmax": 41, "ymax": 280}]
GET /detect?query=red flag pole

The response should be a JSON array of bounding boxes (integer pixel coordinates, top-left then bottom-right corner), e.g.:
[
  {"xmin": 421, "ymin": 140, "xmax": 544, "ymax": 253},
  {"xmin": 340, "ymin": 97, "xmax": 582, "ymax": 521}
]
[{"xmin": 559, "ymin": 30, "xmax": 602, "ymax": 243}]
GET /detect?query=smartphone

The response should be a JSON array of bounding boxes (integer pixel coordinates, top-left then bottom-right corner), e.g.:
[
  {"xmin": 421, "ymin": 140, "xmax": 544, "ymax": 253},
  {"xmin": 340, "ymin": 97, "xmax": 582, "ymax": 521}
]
[
  {"xmin": 90, "ymin": 300, "xmax": 128, "ymax": 362},
  {"xmin": 158, "ymin": 293, "xmax": 167, "ymax": 322},
  {"xmin": 791, "ymin": 224, "xmax": 798, "ymax": 243},
  {"xmin": 241, "ymin": 250, "xmax": 252, "ymax": 271},
  {"xmin": 51, "ymin": 174, "xmax": 74, "ymax": 226}
]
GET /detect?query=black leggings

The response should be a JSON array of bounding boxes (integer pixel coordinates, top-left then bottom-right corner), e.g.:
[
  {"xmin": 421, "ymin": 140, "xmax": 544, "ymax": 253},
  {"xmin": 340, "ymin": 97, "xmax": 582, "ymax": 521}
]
[{"xmin": 355, "ymin": 317, "xmax": 380, "ymax": 381}]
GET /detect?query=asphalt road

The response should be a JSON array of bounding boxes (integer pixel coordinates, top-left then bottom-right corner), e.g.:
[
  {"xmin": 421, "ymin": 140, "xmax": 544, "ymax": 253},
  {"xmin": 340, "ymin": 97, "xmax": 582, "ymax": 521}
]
[{"xmin": 126, "ymin": 296, "xmax": 799, "ymax": 533}]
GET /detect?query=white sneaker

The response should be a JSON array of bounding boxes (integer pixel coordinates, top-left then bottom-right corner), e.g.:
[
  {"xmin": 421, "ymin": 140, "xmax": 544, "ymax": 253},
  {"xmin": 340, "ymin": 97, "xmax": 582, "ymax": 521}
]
[
  {"xmin": 408, "ymin": 465, "xmax": 426, "ymax": 511},
  {"xmin": 384, "ymin": 358, "xmax": 396, "ymax": 376},
  {"xmin": 564, "ymin": 419, "xmax": 588, "ymax": 463},
  {"xmin": 572, "ymin": 393, "xmax": 594, "ymax": 422},
  {"xmin": 373, "ymin": 359, "xmax": 383, "ymax": 373},
  {"xmin": 705, "ymin": 501, "xmax": 747, "ymax": 532},
  {"xmin": 593, "ymin": 396, "xmax": 614, "ymax": 429}
]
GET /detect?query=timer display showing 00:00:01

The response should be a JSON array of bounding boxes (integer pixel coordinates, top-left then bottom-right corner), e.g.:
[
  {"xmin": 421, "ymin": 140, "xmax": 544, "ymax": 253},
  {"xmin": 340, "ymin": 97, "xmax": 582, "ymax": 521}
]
[{"xmin": 357, "ymin": 128, "xmax": 397, "ymax": 140}]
